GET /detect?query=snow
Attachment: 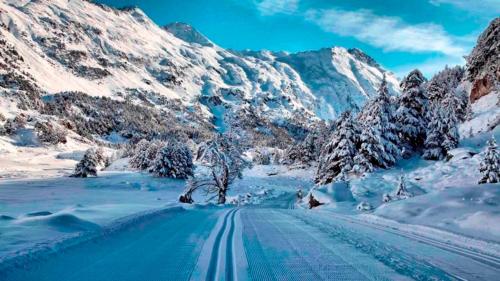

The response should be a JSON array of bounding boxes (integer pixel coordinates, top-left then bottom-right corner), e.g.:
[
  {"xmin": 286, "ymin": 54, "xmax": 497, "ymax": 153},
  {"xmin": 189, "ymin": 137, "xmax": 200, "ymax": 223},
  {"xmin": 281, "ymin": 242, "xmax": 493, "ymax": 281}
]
[
  {"xmin": 459, "ymin": 89, "xmax": 500, "ymax": 137},
  {"xmin": 0, "ymin": 172, "xmax": 186, "ymax": 259},
  {"xmin": 374, "ymin": 184, "xmax": 500, "ymax": 242},
  {"xmin": 0, "ymin": 133, "xmax": 90, "ymax": 179},
  {"xmin": 0, "ymin": 0, "xmax": 499, "ymax": 278}
]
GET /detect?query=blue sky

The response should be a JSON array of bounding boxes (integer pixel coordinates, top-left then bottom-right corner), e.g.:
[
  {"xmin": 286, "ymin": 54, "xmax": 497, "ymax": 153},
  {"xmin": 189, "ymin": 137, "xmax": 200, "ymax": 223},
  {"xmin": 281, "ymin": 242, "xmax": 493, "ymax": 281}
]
[{"xmin": 96, "ymin": 0, "xmax": 499, "ymax": 78}]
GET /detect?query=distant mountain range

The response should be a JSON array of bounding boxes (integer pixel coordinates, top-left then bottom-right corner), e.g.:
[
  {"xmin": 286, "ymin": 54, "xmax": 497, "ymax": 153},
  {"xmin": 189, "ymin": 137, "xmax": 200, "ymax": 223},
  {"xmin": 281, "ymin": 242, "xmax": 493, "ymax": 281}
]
[{"xmin": 0, "ymin": 0, "xmax": 399, "ymax": 133}]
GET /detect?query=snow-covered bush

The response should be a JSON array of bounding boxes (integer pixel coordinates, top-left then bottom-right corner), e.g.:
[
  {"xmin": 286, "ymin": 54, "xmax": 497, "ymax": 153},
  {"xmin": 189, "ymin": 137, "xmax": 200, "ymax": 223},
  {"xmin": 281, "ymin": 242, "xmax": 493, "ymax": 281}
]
[
  {"xmin": 394, "ymin": 174, "xmax": 412, "ymax": 199},
  {"xmin": 71, "ymin": 147, "xmax": 106, "ymax": 178},
  {"xmin": 479, "ymin": 136, "xmax": 499, "ymax": 184},
  {"xmin": 253, "ymin": 149, "xmax": 271, "ymax": 165},
  {"xmin": 151, "ymin": 142, "xmax": 194, "ymax": 179},
  {"xmin": 356, "ymin": 201, "xmax": 373, "ymax": 211},
  {"xmin": 316, "ymin": 111, "xmax": 360, "ymax": 184},
  {"xmin": 2, "ymin": 114, "xmax": 27, "ymax": 135},
  {"xmin": 129, "ymin": 139, "xmax": 164, "ymax": 170},
  {"xmin": 35, "ymin": 121, "xmax": 67, "ymax": 145},
  {"xmin": 179, "ymin": 177, "xmax": 196, "ymax": 204},
  {"xmin": 382, "ymin": 193, "xmax": 392, "ymax": 203}
]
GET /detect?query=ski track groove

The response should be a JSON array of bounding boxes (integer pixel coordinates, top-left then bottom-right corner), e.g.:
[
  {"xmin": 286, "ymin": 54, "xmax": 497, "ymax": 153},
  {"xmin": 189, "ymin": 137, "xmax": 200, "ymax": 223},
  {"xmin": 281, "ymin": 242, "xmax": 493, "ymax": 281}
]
[
  {"xmin": 329, "ymin": 213, "xmax": 500, "ymax": 269},
  {"xmin": 206, "ymin": 208, "xmax": 236, "ymax": 281},
  {"xmin": 226, "ymin": 209, "xmax": 238, "ymax": 281}
]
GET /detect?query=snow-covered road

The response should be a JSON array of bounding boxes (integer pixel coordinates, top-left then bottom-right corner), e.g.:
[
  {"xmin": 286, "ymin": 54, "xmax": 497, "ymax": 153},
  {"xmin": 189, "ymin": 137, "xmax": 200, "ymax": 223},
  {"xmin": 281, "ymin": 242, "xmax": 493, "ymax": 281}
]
[{"xmin": 2, "ymin": 203, "xmax": 499, "ymax": 281}]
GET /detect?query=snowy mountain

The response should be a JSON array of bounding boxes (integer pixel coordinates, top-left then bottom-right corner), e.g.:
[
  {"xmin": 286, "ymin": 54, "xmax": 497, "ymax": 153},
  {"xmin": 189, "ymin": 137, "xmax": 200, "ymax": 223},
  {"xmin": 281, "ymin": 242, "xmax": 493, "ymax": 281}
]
[
  {"xmin": 163, "ymin": 22, "xmax": 214, "ymax": 47},
  {"xmin": 0, "ymin": 0, "xmax": 398, "ymax": 137}
]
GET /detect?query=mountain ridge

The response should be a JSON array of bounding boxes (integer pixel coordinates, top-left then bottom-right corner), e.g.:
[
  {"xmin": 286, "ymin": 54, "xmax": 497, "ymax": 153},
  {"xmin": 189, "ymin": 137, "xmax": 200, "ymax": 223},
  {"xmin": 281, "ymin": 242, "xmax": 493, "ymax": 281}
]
[{"xmin": 0, "ymin": 0, "xmax": 399, "ymax": 145}]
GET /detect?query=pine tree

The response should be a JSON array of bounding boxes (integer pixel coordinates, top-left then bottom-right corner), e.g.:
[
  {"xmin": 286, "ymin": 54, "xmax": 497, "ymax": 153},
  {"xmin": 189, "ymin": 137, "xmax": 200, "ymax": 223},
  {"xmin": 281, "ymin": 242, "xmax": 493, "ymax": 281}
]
[
  {"xmin": 356, "ymin": 76, "xmax": 400, "ymax": 171},
  {"xmin": 316, "ymin": 111, "xmax": 360, "ymax": 184},
  {"xmin": 426, "ymin": 66, "xmax": 465, "ymax": 103},
  {"xmin": 396, "ymin": 69, "xmax": 428, "ymax": 155},
  {"xmin": 71, "ymin": 148, "xmax": 103, "ymax": 178},
  {"xmin": 448, "ymin": 84, "xmax": 471, "ymax": 123},
  {"xmin": 151, "ymin": 142, "xmax": 194, "ymax": 179},
  {"xmin": 353, "ymin": 125, "xmax": 385, "ymax": 173},
  {"xmin": 283, "ymin": 121, "xmax": 330, "ymax": 166},
  {"xmin": 423, "ymin": 104, "xmax": 459, "ymax": 160},
  {"xmin": 479, "ymin": 136, "xmax": 500, "ymax": 184}
]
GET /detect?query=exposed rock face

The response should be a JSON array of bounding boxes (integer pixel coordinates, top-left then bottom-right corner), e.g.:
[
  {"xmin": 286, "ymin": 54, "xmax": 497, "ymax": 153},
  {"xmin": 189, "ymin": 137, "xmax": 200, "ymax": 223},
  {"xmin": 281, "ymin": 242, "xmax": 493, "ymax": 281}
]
[
  {"xmin": 471, "ymin": 77, "xmax": 495, "ymax": 103},
  {"xmin": 467, "ymin": 17, "xmax": 499, "ymax": 103}
]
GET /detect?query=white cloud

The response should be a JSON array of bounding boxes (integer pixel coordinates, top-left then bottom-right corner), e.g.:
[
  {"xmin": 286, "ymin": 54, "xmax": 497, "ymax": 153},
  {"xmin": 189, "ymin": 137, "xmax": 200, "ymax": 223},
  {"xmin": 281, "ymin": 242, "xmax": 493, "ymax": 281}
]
[
  {"xmin": 305, "ymin": 8, "xmax": 468, "ymax": 57},
  {"xmin": 256, "ymin": 0, "xmax": 299, "ymax": 16},
  {"xmin": 429, "ymin": 0, "xmax": 500, "ymax": 16}
]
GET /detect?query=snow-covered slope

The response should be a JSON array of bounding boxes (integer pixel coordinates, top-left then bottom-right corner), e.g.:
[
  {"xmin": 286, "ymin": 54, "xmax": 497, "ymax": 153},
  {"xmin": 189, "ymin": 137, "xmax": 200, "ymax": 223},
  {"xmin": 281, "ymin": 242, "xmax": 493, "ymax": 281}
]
[
  {"xmin": 163, "ymin": 22, "xmax": 214, "ymax": 47},
  {"xmin": 0, "ymin": 0, "xmax": 398, "ymax": 127},
  {"xmin": 277, "ymin": 47, "xmax": 400, "ymax": 119}
]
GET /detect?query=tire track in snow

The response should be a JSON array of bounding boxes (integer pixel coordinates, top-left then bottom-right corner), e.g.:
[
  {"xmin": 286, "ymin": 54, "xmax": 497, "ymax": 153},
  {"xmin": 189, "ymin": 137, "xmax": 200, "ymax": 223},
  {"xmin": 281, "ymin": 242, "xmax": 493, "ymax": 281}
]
[{"xmin": 206, "ymin": 208, "xmax": 237, "ymax": 281}]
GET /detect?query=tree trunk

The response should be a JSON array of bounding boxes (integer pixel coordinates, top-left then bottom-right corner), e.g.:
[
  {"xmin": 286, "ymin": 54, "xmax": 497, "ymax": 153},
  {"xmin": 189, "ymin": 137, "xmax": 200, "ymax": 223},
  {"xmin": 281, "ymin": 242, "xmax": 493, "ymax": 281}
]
[
  {"xmin": 217, "ymin": 163, "xmax": 230, "ymax": 204},
  {"xmin": 308, "ymin": 193, "xmax": 323, "ymax": 209},
  {"xmin": 179, "ymin": 192, "xmax": 193, "ymax": 204}
]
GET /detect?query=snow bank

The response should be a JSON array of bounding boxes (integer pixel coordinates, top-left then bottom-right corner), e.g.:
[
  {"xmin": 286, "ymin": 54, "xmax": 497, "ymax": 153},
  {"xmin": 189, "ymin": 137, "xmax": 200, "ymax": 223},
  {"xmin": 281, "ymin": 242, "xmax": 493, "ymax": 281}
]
[
  {"xmin": 373, "ymin": 184, "xmax": 500, "ymax": 242},
  {"xmin": 0, "ymin": 172, "xmax": 186, "ymax": 259}
]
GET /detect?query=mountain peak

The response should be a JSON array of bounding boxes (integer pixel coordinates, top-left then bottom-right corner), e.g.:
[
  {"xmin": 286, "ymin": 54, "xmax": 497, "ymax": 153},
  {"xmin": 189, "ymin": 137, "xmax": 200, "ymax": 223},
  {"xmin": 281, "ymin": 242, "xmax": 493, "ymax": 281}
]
[
  {"xmin": 347, "ymin": 48, "xmax": 381, "ymax": 70},
  {"xmin": 163, "ymin": 22, "xmax": 213, "ymax": 47}
]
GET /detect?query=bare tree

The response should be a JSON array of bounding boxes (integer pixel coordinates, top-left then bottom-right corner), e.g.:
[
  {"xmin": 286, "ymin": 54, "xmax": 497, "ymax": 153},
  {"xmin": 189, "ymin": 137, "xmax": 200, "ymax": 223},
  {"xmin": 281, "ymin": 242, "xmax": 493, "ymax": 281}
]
[{"xmin": 179, "ymin": 134, "xmax": 247, "ymax": 204}]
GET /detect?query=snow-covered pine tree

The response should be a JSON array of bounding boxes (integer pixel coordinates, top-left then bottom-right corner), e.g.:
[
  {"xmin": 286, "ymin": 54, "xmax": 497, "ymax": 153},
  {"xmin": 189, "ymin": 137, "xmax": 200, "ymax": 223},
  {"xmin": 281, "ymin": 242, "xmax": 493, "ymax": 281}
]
[
  {"xmin": 423, "ymin": 104, "xmax": 459, "ymax": 160},
  {"xmin": 396, "ymin": 69, "xmax": 428, "ymax": 156},
  {"xmin": 71, "ymin": 148, "xmax": 102, "ymax": 178},
  {"xmin": 395, "ymin": 174, "xmax": 412, "ymax": 199},
  {"xmin": 315, "ymin": 111, "xmax": 360, "ymax": 184},
  {"xmin": 354, "ymin": 125, "xmax": 386, "ymax": 173},
  {"xmin": 426, "ymin": 66, "xmax": 465, "ymax": 103},
  {"xmin": 479, "ymin": 136, "xmax": 500, "ymax": 184},
  {"xmin": 445, "ymin": 84, "xmax": 471, "ymax": 123},
  {"xmin": 356, "ymin": 76, "xmax": 400, "ymax": 172},
  {"xmin": 283, "ymin": 121, "xmax": 330, "ymax": 166},
  {"xmin": 151, "ymin": 142, "xmax": 194, "ymax": 179}
]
